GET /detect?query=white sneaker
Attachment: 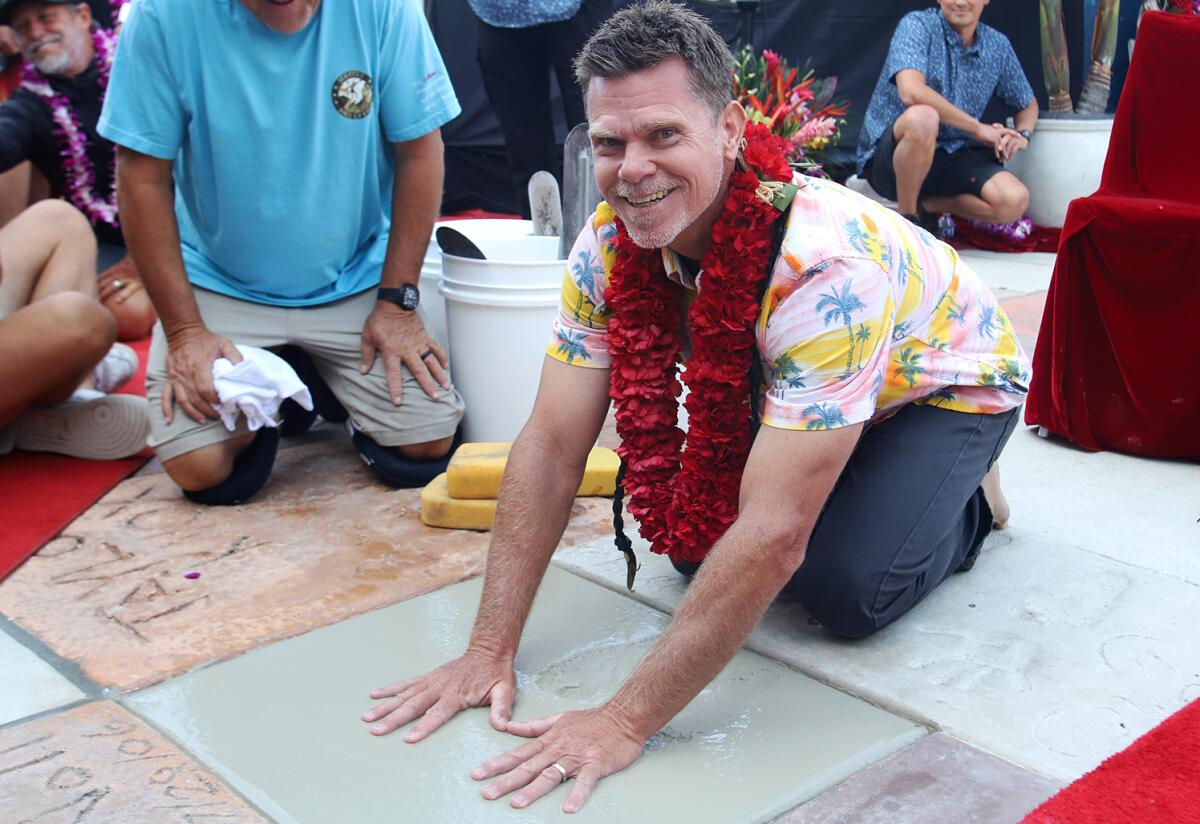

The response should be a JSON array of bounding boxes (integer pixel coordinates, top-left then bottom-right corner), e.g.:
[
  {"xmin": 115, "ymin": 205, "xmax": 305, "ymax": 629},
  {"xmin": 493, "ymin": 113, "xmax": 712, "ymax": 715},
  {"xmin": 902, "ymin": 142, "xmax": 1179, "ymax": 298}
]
[
  {"xmin": 12, "ymin": 392, "xmax": 150, "ymax": 460},
  {"xmin": 91, "ymin": 342, "xmax": 138, "ymax": 394}
]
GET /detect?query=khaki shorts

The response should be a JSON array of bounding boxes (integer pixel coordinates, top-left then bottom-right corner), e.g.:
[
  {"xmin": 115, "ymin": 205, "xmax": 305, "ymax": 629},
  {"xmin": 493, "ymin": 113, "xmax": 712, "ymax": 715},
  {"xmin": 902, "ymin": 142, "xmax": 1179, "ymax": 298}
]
[{"xmin": 147, "ymin": 287, "xmax": 465, "ymax": 461}]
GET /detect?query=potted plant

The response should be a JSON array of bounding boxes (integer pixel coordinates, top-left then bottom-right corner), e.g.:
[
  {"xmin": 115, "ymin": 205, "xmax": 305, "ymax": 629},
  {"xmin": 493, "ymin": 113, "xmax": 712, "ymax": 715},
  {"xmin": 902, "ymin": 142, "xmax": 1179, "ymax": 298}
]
[{"xmin": 1010, "ymin": 0, "xmax": 1121, "ymax": 227}]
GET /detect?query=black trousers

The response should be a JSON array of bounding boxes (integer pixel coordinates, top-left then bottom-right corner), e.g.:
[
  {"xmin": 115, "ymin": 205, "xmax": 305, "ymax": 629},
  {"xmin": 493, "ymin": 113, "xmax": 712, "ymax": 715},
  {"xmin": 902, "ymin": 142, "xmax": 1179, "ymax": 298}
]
[
  {"xmin": 674, "ymin": 404, "xmax": 1021, "ymax": 639},
  {"xmin": 475, "ymin": 1, "xmax": 612, "ymax": 218}
]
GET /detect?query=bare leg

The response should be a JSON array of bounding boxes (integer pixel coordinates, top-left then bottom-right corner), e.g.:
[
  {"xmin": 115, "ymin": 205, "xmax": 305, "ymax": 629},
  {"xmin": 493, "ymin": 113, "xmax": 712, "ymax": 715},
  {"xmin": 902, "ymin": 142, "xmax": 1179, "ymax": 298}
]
[
  {"xmin": 0, "ymin": 200, "xmax": 98, "ymax": 318},
  {"xmin": 162, "ymin": 433, "xmax": 256, "ymax": 491},
  {"xmin": 923, "ymin": 171, "xmax": 1030, "ymax": 224},
  {"xmin": 981, "ymin": 463, "xmax": 1010, "ymax": 529},
  {"xmin": 395, "ymin": 435, "xmax": 455, "ymax": 461},
  {"xmin": 891, "ymin": 105, "xmax": 939, "ymax": 215},
  {"xmin": 0, "ymin": 292, "xmax": 116, "ymax": 427}
]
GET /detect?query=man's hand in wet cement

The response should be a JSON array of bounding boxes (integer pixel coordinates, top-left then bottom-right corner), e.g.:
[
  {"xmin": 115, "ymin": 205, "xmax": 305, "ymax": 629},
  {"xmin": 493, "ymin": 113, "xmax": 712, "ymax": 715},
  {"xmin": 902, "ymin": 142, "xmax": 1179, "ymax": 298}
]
[
  {"xmin": 361, "ymin": 651, "xmax": 516, "ymax": 742},
  {"xmin": 472, "ymin": 705, "xmax": 645, "ymax": 814}
]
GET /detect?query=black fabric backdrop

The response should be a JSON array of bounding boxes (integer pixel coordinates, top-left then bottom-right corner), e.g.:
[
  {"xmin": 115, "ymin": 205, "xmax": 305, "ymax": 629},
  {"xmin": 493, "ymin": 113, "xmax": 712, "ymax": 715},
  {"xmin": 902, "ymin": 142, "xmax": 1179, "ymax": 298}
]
[{"xmin": 430, "ymin": 0, "xmax": 1073, "ymax": 213}]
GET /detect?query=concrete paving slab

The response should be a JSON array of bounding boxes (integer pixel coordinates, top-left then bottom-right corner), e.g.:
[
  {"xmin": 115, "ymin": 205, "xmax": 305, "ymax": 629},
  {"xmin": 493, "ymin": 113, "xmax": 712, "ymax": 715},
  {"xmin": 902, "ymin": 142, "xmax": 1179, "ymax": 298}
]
[
  {"xmin": 959, "ymin": 250, "xmax": 1056, "ymax": 294},
  {"xmin": 1002, "ymin": 427, "xmax": 1200, "ymax": 587},
  {"xmin": 0, "ymin": 629, "xmax": 84, "ymax": 727},
  {"xmin": 554, "ymin": 531, "xmax": 1200, "ymax": 782},
  {"xmin": 774, "ymin": 733, "xmax": 1060, "ymax": 824},
  {"xmin": 126, "ymin": 569, "xmax": 921, "ymax": 824},
  {"xmin": 0, "ymin": 439, "xmax": 614, "ymax": 691},
  {"xmin": 0, "ymin": 701, "xmax": 268, "ymax": 823}
]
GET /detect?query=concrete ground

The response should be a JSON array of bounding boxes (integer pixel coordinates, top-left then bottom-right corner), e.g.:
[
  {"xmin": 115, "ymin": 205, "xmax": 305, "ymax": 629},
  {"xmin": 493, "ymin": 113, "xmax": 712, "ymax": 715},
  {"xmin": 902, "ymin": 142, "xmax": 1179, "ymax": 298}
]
[{"xmin": 2, "ymin": 248, "xmax": 1197, "ymax": 823}]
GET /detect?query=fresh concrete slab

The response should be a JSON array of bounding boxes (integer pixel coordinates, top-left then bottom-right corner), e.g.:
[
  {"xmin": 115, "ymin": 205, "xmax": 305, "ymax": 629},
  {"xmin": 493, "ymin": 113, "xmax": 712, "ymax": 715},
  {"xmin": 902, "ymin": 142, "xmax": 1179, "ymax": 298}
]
[
  {"xmin": 959, "ymin": 249, "xmax": 1056, "ymax": 294},
  {"xmin": 775, "ymin": 733, "xmax": 1060, "ymax": 823},
  {"xmin": 126, "ymin": 568, "xmax": 921, "ymax": 824},
  {"xmin": 0, "ymin": 628, "xmax": 84, "ymax": 726},
  {"xmin": 0, "ymin": 701, "xmax": 269, "ymax": 822},
  {"xmin": 0, "ymin": 438, "xmax": 614, "ymax": 691},
  {"xmin": 554, "ymin": 528, "xmax": 1200, "ymax": 782}
]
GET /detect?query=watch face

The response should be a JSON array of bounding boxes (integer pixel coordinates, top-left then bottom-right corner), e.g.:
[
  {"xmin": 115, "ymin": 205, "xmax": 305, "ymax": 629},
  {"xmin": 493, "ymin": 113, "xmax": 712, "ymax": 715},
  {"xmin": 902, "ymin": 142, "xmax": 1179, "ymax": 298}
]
[{"xmin": 400, "ymin": 284, "xmax": 420, "ymax": 311}]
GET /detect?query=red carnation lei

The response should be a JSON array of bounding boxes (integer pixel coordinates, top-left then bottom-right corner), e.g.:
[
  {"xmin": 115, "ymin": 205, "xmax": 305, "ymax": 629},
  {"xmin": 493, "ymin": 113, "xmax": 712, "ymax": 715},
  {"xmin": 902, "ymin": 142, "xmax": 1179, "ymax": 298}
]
[{"xmin": 605, "ymin": 122, "xmax": 793, "ymax": 565}]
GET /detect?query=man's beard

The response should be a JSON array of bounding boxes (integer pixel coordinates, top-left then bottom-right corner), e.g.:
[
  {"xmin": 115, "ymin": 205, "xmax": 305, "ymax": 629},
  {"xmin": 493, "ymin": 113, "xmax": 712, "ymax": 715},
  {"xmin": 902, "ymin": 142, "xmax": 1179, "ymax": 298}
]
[
  {"xmin": 28, "ymin": 30, "xmax": 86, "ymax": 76},
  {"xmin": 612, "ymin": 160, "xmax": 725, "ymax": 251}
]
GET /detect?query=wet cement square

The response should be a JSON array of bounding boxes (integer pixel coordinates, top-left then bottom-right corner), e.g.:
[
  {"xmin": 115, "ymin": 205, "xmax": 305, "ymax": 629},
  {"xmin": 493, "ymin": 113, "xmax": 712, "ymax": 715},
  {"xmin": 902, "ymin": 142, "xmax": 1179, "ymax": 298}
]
[
  {"xmin": 0, "ymin": 701, "xmax": 267, "ymax": 823},
  {"xmin": 127, "ymin": 568, "xmax": 921, "ymax": 824},
  {"xmin": 0, "ymin": 629, "xmax": 84, "ymax": 727},
  {"xmin": 0, "ymin": 439, "xmax": 615, "ymax": 692}
]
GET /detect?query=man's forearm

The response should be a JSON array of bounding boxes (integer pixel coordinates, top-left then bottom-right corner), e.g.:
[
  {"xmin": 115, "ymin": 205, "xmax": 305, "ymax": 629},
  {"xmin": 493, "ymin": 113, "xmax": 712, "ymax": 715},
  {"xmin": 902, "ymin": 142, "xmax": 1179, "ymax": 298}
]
[
  {"xmin": 903, "ymin": 83, "xmax": 981, "ymax": 136},
  {"xmin": 606, "ymin": 515, "xmax": 807, "ymax": 737},
  {"xmin": 380, "ymin": 134, "xmax": 444, "ymax": 291},
  {"xmin": 467, "ymin": 427, "xmax": 590, "ymax": 660},
  {"xmin": 116, "ymin": 151, "xmax": 201, "ymax": 337},
  {"xmin": 1014, "ymin": 100, "xmax": 1039, "ymax": 134}
]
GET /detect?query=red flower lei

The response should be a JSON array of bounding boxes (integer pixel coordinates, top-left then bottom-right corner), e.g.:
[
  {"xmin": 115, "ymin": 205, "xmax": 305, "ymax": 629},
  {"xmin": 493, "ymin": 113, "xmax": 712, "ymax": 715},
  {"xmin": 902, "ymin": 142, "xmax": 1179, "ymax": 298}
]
[{"xmin": 606, "ymin": 122, "xmax": 796, "ymax": 569}]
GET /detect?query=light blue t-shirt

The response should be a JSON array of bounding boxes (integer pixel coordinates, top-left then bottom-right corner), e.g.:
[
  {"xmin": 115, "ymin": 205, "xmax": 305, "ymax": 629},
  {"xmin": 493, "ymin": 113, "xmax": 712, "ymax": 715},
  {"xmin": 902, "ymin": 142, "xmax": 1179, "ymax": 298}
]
[{"xmin": 99, "ymin": 0, "xmax": 460, "ymax": 306}]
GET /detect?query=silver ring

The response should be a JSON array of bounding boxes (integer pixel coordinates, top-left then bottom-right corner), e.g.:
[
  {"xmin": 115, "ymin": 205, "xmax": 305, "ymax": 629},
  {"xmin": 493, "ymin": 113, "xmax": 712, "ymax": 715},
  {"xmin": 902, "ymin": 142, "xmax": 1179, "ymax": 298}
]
[
  {"xmin": 549, "ymin": 762, "xmax": 567, "ymax": 783},
  {"xmin": 111, "ymin": 279, "xmax": 123, "ymax": 289},
  {"xmin": 419, "ymin": 349, "xmax": 434, "ymax": 360}
]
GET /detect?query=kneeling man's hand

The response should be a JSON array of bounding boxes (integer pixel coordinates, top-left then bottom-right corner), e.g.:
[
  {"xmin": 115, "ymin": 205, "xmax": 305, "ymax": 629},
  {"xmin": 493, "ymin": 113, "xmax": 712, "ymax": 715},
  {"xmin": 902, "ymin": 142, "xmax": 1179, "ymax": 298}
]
[
  {"xmin": 360, "ymin": 302, "xmax": 450, "ymax": 405},
  {"xmin": 164, "ymin": 326, "xmax": 242, "ymax": 424},
  {"xmin": 362, "ymin": 650, "xmax": 516, "ymax": 742},
  {"xmin": 472, "ymin": 706, "xmax": 645, "ymax": 814}
]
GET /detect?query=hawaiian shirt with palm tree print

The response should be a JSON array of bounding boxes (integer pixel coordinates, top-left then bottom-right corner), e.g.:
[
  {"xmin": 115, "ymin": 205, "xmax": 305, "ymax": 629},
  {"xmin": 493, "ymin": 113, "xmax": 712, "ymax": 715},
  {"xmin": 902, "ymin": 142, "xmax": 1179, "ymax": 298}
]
[{"xmin": 547, "ymin": 177, "xmax": 1029, "ymax": 431}]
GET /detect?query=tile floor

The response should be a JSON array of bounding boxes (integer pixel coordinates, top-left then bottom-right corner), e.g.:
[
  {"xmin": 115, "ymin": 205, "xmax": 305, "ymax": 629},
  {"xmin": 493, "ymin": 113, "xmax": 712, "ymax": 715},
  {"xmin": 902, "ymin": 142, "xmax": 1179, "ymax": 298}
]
[{"xmin": 6, "ymin": 248, "xmax": 1190, "ymax": 822}]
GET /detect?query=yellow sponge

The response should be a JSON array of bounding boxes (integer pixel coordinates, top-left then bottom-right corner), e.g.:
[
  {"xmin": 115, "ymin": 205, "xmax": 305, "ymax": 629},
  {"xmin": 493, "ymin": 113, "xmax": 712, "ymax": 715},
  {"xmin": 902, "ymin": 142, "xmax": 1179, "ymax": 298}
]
[
  {"xmin": 446, "ymin": 442, "xmax": 619, "ymax": 500},
  {"xmin": 420, "ymin": 473, "xmax": 497, "ymax": 530}
]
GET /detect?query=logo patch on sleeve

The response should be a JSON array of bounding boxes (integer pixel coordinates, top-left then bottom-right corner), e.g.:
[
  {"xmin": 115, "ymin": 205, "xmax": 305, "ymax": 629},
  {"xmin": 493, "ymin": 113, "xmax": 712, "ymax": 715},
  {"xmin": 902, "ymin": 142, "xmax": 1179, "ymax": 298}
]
[{"xmin": 332, "ymin": 71, "xmax": 372, "ymax": 119}]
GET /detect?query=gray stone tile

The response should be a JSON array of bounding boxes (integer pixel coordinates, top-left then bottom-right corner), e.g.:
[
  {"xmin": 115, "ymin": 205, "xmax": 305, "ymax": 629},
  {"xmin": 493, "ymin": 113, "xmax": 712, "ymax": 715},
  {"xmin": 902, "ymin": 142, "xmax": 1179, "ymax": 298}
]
[
  {"xmin": 959, "ymin": 250, "xmax": 1056, "ymax": 293},
  {"xmin": 775, "ymin": 733, "xmax": 1060, "ymax": 824},
  {"xmin": 1002, "ymin": 426, "xmax": 1200, "ymax": 586},
  {"xmin": 125, "ymin": 568, "xmax": 920, "ymax": 824},
  {"xmin": 554, "ymin": 531, "xmax": 1200, "ymax": 782}
]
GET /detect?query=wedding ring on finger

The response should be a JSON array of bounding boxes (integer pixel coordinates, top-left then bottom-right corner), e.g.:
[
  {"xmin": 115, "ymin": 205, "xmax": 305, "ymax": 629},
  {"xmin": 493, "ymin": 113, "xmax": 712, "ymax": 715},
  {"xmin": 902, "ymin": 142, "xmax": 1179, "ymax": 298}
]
[
  {"xmin": 111, "ymin": 279, "xmax": 123, "ymax": 290},
  {"xmin": 419, "ymin": 349, "xmax": 434, "ymax": 361},
  {"xmin": 549, "ymin": 762, "xmax": 567, "ymax": 783}
]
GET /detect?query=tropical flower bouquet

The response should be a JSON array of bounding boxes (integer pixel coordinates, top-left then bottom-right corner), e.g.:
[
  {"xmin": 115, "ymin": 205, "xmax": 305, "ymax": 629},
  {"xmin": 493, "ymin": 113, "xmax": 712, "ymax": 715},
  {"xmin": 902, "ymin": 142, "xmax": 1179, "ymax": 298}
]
[{"xmin": 732, "ymin": 46, "xmax": 848, "ymax": 176}]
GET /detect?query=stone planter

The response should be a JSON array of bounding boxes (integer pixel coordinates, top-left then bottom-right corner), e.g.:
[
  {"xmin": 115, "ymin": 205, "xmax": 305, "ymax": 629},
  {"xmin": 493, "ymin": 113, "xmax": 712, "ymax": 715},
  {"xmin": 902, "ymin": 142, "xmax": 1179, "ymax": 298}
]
[{"xmin": 1009, "ymin": 115, "xmax": 1114, "ymax": 228}]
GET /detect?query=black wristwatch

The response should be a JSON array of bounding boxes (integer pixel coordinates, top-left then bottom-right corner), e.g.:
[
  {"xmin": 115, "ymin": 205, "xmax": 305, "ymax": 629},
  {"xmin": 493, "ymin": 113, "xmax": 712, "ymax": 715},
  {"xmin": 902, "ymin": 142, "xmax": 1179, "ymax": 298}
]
[
  {"xmin": 1018, "ymin": 129, "xmax": 1033, "ymax": 141},
  {"xmin": 377, "ymin": 284, "xmax": 420, "ymax": 311}
]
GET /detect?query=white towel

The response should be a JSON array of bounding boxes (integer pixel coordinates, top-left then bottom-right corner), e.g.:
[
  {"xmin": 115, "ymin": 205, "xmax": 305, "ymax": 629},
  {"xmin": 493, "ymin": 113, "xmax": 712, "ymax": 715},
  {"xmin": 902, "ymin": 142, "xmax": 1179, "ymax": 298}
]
[{"xmin": 211, "ymin": 346, "xmax": 313, "ymax": 432}]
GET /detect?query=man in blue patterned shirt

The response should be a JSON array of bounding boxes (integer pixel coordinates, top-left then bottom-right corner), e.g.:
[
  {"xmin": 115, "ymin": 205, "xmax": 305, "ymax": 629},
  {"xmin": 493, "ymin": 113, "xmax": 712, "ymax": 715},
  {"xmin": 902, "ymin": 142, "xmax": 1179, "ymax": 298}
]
[
  {"xmin": 856, "ymin": 0, "xmax": 1039, "ymax": 228},
  {"xmin": 470, "ymin": 0, "xmax": 613, "ymax": 217}
]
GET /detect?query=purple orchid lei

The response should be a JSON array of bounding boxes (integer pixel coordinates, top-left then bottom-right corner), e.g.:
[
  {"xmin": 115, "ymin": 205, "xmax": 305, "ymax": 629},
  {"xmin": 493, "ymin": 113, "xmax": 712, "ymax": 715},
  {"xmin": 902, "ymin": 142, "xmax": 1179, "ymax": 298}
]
[{"xmin": 19, "ymin": 25, "xmax": 119, "ymax": 229}]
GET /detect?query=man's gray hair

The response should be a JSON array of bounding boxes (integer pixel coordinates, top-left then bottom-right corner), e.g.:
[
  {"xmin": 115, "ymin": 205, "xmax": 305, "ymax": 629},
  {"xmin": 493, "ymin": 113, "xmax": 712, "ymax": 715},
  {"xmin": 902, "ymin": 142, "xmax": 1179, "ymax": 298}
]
[{"xmin": 574, "ymin": 0, "xmax": 735, "ymax": 119}]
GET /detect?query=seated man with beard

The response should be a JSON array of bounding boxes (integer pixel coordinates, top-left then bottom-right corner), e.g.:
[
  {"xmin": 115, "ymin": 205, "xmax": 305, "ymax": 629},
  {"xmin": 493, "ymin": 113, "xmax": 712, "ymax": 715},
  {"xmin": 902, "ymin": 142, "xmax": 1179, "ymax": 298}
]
[
  {"xmin": 0, "ymin": 0, "xmax": 156, "ymax": 339},
  {"xmin": 361, "ymin": 1, "xmax": 1026, "ymax": 813}
]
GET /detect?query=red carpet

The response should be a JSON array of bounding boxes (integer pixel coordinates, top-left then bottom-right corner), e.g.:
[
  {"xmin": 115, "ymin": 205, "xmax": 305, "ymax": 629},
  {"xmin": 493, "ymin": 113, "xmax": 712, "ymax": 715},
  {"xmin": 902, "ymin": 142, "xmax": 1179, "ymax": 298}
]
[
  {"xmin": 1022, "ymin": 699, "xmax": 1200, "ymax": 823},
  {"xmin": 0, "ymin": 336, "xmax": 152, "ymax": 581}
]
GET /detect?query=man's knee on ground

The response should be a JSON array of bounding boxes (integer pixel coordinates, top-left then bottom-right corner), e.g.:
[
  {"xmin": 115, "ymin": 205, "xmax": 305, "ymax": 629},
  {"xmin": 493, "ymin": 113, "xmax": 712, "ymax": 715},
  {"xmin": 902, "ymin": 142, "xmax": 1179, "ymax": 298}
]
[
  {"xmin": 897, "ymin": 104, "xmax": 939, "ymax": 145},
  {"xmin": 793, "ymin": 559, "xmax": 882, "ymax": 640},
  {"xmin": 163, "ymin": 434, "xmax": 255, "ymax": 492},
  {"xmin": 394, "ymin": 435, "xmax": 455, "ymax": 462}
]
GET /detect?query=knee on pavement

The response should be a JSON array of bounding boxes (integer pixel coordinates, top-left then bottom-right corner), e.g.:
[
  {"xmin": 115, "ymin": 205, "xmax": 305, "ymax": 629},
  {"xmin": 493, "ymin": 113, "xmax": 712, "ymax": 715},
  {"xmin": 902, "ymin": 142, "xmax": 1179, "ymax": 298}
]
[{"xmin": 164, "ymin": 433, "xmax": 255, "ymax": 492}]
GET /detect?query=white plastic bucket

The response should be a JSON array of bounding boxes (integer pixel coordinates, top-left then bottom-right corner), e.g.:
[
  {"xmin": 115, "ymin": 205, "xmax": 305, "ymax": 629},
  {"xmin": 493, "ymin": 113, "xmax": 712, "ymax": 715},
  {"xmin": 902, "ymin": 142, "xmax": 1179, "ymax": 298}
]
[
  {"xmin": 420, "ymin": 219, "xmax": 534, "ymax": 352},
  {"xmin": 1008, "ymin": 116, "xmax": 1113, "ymax": 228},
  {"xmin": 440, "ymin": 235, "xmax": 564, "ymax": 442}
]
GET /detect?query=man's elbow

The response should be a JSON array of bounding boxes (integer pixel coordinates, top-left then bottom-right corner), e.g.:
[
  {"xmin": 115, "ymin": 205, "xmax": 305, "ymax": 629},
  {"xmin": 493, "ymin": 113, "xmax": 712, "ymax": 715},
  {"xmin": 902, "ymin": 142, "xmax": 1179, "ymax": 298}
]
[
  {"xmin": 898, "ymin": 86, "xmax": 921, "ymax": 108},
  {"xmin": 759, "ymin": 520, "xmax": 813, "ymax": 578}
]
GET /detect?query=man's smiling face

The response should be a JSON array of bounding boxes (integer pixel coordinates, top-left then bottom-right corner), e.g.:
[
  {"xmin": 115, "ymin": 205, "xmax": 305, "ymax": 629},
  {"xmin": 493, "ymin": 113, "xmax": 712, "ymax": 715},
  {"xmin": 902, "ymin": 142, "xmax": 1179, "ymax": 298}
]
[
  {"xmin": 587, "ymin": 57, "xmax": 743, "ymax": 257},
  {"xmin": 11, "ymin": 1, "xmax": 92, "ymax": 78}
]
